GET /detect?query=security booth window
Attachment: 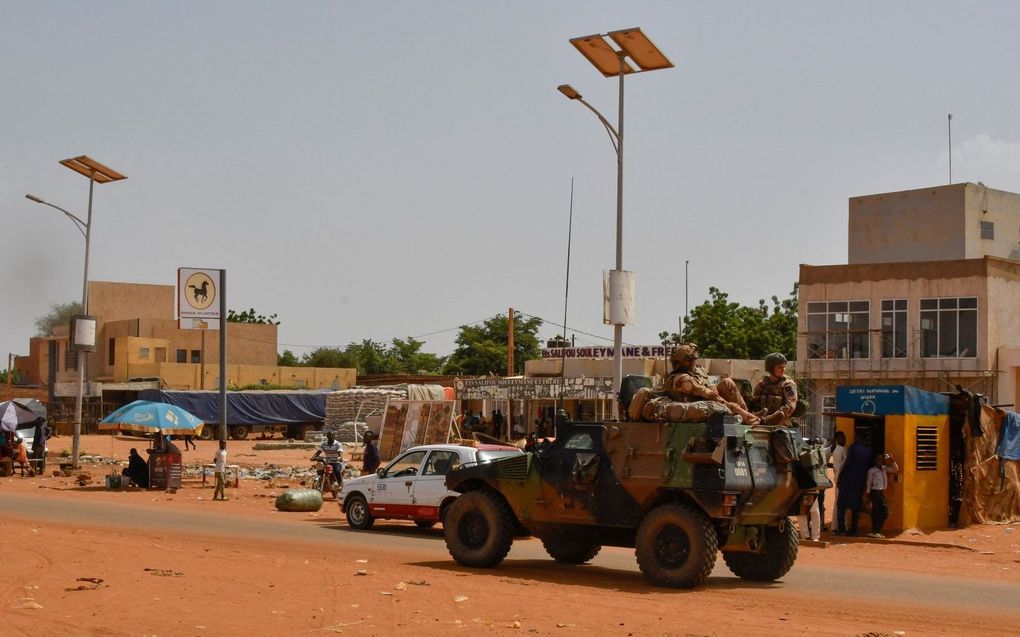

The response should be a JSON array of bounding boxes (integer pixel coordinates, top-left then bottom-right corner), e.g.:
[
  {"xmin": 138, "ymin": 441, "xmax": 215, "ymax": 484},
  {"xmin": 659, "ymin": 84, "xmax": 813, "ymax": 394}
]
[
  {"xmin": 807, "ymin": 301, "xmax": 870, "ymax": 359},
  {"xmin": 881, "ymin": 299, "xmax": 908, "ymax": 358},
  {"xmin": 920, "ymin": 297, "xmax": 977, "ymax": 358}
]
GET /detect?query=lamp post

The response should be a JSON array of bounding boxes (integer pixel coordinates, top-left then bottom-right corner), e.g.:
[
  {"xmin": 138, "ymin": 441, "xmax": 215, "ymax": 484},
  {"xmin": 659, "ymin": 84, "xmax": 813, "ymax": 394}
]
[
  {"xmin": 26, "ymin": 155, "xmax": 126, "ymax": 468},
  {"xmin": 559, "ymin": 28, "xmax": 672, "ymax": 413}
]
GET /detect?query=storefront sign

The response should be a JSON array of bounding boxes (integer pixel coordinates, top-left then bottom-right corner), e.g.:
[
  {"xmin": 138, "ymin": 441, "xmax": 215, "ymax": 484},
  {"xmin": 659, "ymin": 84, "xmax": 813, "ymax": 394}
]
[
  {"xmin": 456, "ymin": 377, "xmax": 615, "ymax": 400},
  {"xmin": 541, "ymin": 345, "xmax": 676, "ymax": 359}
]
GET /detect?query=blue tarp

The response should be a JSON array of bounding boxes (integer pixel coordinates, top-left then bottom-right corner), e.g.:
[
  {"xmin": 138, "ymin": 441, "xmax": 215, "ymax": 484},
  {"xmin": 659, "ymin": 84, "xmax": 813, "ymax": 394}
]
[
  {"xmin": 998, "ymin": 411, "xmax": 1020, "ymax": 461},
  {"xmin": 138, "ymin": 390, "xmax": 327, "ymax": 426}
]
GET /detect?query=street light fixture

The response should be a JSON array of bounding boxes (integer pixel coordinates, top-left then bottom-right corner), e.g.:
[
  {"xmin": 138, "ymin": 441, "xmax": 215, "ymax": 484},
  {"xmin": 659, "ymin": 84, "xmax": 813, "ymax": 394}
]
[
  {"xmin": 26, "ymin": 155, "xmax": 126, "ymax": 468},
  {"xmin": 560, "ymin": 28, "xmax": 672, "ymax": 415}
]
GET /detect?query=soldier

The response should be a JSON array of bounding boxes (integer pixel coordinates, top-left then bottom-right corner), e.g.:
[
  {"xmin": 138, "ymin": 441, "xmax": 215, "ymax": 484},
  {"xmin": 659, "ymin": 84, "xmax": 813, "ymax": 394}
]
[
  {"xmin": 753, "ymin": 352, "xmax": 798, "ymax": 426},
  {"xmin": 662, "ymin": 344, "xmax": 761, "ymax": 426}
]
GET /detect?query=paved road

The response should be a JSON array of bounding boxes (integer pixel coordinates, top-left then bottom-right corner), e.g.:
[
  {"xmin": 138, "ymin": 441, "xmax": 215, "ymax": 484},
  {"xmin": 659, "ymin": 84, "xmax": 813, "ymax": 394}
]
[{"xmin": 5, "ymin": 491, "xmax": 1017, "ymax": 618}]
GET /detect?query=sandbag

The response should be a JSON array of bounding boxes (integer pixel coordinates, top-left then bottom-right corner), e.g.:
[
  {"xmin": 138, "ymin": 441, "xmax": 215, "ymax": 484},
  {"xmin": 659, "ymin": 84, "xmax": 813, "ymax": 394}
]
[
  {"xmin": 275, "ymin": 488, "xmax": 324, "ymax": 512},
  {"xmin": 642, "ymin": 397, "xmax": 729, "ymax": 423},
  {"xmin": 628, "ymin": 387, "xmax": 654, "ymax": 421}
]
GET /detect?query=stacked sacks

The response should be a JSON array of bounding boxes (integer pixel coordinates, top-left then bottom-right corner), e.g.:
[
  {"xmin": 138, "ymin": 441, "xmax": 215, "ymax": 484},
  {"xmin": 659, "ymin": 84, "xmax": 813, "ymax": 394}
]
[{"xmin": 325, "ymin": 387, "xmax": 406, "ymax": 430}]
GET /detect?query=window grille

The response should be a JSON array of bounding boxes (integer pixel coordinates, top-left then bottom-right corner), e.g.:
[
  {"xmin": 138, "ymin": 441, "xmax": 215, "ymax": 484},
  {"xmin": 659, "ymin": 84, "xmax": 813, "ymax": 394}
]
[
  {"xmin": 916, "ymin": 426, "xmax": 938, "ymax": 471},
  {"xmin": 980, "ymin": 221, "xmax": 994, "ymax": 240}
]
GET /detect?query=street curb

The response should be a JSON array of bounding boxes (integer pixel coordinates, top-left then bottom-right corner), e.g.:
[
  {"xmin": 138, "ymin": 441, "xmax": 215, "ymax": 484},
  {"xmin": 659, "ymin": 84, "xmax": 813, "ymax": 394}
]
[{"xmin": 822, "ymin": 535, "xmax": 976, "ymax": 551}]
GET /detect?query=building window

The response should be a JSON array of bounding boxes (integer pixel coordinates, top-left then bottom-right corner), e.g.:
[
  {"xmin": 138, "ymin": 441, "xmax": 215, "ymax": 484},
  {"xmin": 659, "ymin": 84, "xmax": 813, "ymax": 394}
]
[
  {"xmin": 109, "ymin": 338, "xmax": 117, "ymax": 366},
  {"xmin": 920, "ymin": 297, "xmax": 977, "ymax": 357},
  {"xmin": 138, "ymin": 347, "xmax": 150, "ymax": 360},
  {"xmin": 915, "ymin": 426, "xmax": 938, "ymax": 471},
  {"xmin": 176, "ymin": 349, "xmax": 187, "ymax": 363},
  {"xmin": 806, "ymin": 301, "xmax": 870, "ymax": 359},
  {"xmin": 980, "ymin": 221, "xmax": 994, "ymax": 239},
  {"xmin": 190, "ymin": 350, "xmax": 201, "ymax": 363},
  {"xmin": 881, "ymin": 300, "xmax": 908, "ymax": 358}
]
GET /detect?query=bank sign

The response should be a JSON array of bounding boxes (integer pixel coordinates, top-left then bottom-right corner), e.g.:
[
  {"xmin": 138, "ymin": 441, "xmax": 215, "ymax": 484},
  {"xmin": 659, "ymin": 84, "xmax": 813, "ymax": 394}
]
[
  {"xmin": 541, "ymin": 345, "xmax": 676, "ymax": 359},
  {"xmin": 178, "ymin": 268, "xmax": 221, "ymax": 320}
]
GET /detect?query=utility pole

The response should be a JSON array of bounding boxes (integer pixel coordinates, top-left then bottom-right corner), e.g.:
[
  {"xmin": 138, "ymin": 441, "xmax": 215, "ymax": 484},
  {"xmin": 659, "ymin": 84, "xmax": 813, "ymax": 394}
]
[{"xmin": 507, "ymin": 307, "xmax": 515, "ymax": 376}]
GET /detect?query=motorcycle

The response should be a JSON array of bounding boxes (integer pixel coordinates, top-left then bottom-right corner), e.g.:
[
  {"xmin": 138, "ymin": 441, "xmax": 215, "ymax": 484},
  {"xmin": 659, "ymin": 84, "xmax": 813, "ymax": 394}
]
[{"xmin": 312, "ymin": 458, "xmax": 345, "ymax": 496}]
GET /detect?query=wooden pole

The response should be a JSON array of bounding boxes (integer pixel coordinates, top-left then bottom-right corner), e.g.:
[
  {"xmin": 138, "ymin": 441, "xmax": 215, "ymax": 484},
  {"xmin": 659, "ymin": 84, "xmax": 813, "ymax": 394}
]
[{"xmin": 507, "ymin": 307, "xmax": 515, "ymax": 376}]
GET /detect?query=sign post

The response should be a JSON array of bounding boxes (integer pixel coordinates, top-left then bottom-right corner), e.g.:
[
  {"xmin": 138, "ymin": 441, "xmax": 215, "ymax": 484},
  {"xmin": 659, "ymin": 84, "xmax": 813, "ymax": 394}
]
[{"xmin": 179, "ymin": 267, "xmax": 227, "ymax": 441}]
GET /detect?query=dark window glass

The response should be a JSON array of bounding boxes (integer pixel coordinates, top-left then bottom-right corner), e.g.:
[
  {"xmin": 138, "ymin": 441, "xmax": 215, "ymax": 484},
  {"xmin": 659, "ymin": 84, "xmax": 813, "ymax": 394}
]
[
  {"xmin": 940, "ymin": 298, "xmax": 958, "ymax": 310},
  {"xmin": 108, "ymin": 338, "xmax": 116, "ymax": 366},
  {"xmin": 190, "ymin": 350, "xmax": 201, "ymax": 363},
  {"xmin": 959, "ymin": 309, "xmax": 977, "ymax": 357},
  {"xmin": 849, "ymin": 301, "xmax": 869, "ymax": 312},
  {"xmin": 881, "ymin": 299, "xmax": 907, "ymax": 358},
  {"xmin": 921, "ymin": 299, "xmax": 938, "ymax": 310},
  {"xmin": 881, "ymin": 300, "xmax": 893, "ymax": 311},
  {"xmin": 807, "ymin": 302, "xmax": 826, "ymax": 313},
  {"xmin": 828, "ymin": 301, "xmax": 848, "ymax": 312},
  {"xmin": 960, "ymin": 297, "xmax": 977, "ymax": 309},
  {"xmin": 176, "ymin": 349, "xmax": 187, "ymax": 363}
]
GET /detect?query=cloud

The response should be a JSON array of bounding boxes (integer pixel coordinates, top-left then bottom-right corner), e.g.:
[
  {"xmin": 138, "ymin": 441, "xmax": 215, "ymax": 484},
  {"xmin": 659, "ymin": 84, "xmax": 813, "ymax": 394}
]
[{"xmin": 952, "ymin": 134, "xmax": 1020, "ymax": 190}]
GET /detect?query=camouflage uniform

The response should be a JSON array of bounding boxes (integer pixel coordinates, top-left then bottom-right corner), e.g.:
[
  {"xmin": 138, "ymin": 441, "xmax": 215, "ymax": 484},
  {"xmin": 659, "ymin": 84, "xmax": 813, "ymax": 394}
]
[
  {"xmin": 653, "ymin": 343, "xmax": 760, "ymax": 425},
  {"xmin": 752, "ymin": 375, "xmax": 798, "ymax": 427}
]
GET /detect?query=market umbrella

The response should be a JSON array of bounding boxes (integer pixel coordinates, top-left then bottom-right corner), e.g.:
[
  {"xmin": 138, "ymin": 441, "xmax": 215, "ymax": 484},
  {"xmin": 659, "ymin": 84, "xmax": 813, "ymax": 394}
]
[
  {"xmin": 0, "ymin": 400, "xmax": 43, "ymax": 433},
  {"xmin": 98, "ymin": 400, "xmax": 204, "ymax": 436}
]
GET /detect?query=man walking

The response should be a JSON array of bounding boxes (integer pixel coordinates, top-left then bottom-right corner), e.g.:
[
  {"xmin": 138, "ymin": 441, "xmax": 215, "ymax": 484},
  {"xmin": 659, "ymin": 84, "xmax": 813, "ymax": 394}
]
[{"xmin": 212, "ymin": 440, "xmax": 227, "ymax": 501}]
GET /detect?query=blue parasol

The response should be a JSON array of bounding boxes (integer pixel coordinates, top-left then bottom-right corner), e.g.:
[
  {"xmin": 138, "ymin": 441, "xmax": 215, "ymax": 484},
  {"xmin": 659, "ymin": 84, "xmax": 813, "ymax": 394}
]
[{"xmin": 99, "ymin": 400, "xmax": 204, "ymax": 436}]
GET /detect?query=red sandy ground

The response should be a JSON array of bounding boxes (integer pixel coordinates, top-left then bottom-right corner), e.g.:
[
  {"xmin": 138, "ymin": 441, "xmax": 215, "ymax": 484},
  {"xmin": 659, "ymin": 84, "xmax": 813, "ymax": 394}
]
[{"xmin": 3, "ymin": 435, "xmax": 1019, "ymax": 636}]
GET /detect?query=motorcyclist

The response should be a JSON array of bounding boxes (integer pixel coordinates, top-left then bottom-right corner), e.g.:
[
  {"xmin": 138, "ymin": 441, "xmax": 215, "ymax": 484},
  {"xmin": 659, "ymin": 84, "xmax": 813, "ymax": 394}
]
[{"xmin": 310, "ymin": 431, "xmax": 344, "ymax": 488}]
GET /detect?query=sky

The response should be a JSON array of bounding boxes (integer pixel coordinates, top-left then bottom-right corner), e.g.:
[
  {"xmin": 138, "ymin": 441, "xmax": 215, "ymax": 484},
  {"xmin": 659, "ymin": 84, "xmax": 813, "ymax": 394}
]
[{"xmin": 2, "ymin": 1, "xmax": 1019, "ymax": 363}]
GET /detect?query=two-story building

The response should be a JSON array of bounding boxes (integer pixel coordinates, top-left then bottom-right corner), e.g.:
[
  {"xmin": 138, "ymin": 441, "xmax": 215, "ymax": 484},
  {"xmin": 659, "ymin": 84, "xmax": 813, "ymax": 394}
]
[{"xmin": 798, "ymin": 183, "xmax": 1020, "ymax": 434}]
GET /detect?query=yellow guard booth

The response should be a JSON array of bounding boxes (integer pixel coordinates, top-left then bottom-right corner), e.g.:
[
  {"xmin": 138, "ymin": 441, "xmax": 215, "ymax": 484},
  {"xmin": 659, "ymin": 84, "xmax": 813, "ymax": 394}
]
[{"xmin": 834, "ymin": 385, "xmax": 950, "ymax": 532}]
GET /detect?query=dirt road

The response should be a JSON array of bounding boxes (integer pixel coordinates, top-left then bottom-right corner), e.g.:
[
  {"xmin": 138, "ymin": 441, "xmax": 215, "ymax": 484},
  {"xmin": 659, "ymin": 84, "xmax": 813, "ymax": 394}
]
[{"xmin": 4, "ymin": 437, "xmax": 1019, "ymax": 636}]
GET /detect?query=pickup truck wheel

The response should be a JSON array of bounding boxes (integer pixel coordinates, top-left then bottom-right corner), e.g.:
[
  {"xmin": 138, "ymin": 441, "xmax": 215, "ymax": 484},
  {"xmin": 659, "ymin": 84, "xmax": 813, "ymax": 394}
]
[
  {"xmin": 414, "ymin": 520, "xmax": 437, "ymax": 529},
  {"xmin": 345, "ymin": 494, "xmax": 375, "ymax": 530},
  {"xmin": 542, "ymin": 537, "xmax": 601, "ymax": 564},
  {"xmin": 229, "ymin": 425, "xmax": 249, "ymax": 440},
  {"xmin": 635, "ymin": 503, "xmax": 717, "ymax": 589},
  {"xmin": 722, "ymin": 518, "xmax": 799, "ymax": 581},
  {"xmin": 443, "ymin": 491, "xmax": 514, "ymax": 568}
]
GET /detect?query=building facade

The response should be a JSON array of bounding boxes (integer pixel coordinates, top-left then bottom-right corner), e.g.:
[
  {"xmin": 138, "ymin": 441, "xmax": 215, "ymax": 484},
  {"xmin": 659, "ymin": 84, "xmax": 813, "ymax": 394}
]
[{"xmin": 799, "ymin": 183, "xmax": 1020, "ymax": 434}]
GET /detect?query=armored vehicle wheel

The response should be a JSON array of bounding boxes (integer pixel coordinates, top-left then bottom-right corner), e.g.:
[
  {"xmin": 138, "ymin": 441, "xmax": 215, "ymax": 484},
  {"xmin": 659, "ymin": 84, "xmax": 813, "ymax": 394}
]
[
  {"xmin": 541, "ymin": 537, "xmax": 601, "ymax": 564},
  {"xmin": 444, "ymin": 490, "xmax": 515, "ymax": 568},
  {"xmin": 722, "ymin": 518, "xmax": 799, "ymax": 581},
  {"xmin": 635, "ymin": 503, "xmax": 718, "ymax": 588},
  {"xmin": 414, "ymin": 520, "xmax": 437, "ymax": 529},
  {"xmin": 345, "ymin": 494, "xmax": 375, "ymax": 530}
]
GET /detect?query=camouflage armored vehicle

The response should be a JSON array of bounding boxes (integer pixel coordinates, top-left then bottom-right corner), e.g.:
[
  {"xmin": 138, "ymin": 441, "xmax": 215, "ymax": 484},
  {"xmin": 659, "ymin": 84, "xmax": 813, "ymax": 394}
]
[{"xmin": 442, "ymin": 412, "xmax": 829, "ymax": 588}]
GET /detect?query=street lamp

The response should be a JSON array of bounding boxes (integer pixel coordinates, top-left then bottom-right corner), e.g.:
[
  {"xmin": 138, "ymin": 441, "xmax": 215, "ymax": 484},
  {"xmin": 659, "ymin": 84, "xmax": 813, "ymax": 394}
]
[
  {"xmin": 26, "ymin": 155, "xmax": 126, "ymax": 468},
  {"xmin": 559, "ymin": 28, "xmax": 672, "ymax": 415}
]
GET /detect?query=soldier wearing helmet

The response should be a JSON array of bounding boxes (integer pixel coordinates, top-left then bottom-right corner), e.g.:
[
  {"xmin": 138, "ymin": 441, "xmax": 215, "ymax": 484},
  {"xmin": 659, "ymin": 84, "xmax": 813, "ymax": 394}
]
[
  {"xmin": 662, "ymin": 343, "xmax": 761, "ymax": 426},
  {"xmin": 752, "ymin": 352, "xmax": 798, "ymax": 426}
]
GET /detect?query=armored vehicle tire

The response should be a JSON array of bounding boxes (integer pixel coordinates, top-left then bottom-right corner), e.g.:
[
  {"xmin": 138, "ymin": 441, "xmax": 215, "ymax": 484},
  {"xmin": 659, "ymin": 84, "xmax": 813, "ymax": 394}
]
[
  {"xmin": 722, "ymin": 518, "xmax": 799, "ymax": 581},
  {"xmin": 541, "ymin": 537, "xmax": 601, "ymax": 564},
  {"xmin": 635, "ymin": 503, "xmax": 718, "ymax": 589},
  {"xmin": 414, "ymin": 520, "xmax": 437, "ymax": 529},
  {"xmin": 444, "ymin": 490, "xmax": 515, "ymax": 568},
  {"xmin": 345, "ymin": 494, "xmax": 375, "ymax": 530}
]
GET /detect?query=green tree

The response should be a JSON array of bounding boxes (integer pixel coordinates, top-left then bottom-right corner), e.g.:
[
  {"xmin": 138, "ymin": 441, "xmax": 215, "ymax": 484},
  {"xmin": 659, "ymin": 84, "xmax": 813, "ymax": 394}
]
[
  {"xmin": 227, "ymin": 308, "xmax": 280, "ymax": 325},
  {"xmin": 277, "ymin": 349, "xmax": 301, "ymax": 366},
  {"xmin": 34, "ymin": 301, "xmax": 82, "ymax": 336},
  {"xmin": 301, "ymin": 347, "xmax": 356, "ymax": 369},
  {"xmin": 443, "ymin": 312, "xmax": 543, "ymax": 375},
  {"xmin": 660, "ymin": 285, "xmax": 798, "ymax": 360},
  {"xmin": 388, "ymin": 337, "xmax": 445, "ymax": 374}
]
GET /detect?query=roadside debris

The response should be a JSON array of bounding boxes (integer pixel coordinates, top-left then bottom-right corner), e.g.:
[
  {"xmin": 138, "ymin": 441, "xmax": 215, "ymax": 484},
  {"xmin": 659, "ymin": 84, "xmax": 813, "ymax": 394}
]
[
  {"xmin": 144, "ymin": 568, "xmax": 183, "ymax": 577},
  {"xmin": 65, "ymin": 577, "xmax": 104, "ymax": 591}
]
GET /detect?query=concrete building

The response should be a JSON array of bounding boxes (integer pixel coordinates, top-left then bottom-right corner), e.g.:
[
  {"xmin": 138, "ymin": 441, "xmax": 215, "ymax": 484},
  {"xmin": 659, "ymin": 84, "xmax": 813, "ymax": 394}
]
[{"xmin": 799, "ymin": 183, "xmax": 1020, "ymax": 434}]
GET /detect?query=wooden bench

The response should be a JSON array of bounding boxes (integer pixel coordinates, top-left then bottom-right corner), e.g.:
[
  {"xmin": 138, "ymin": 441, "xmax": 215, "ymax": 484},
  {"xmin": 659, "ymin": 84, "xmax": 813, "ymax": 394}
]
[{"xmin": 202, "ymin": 464, "xmax": 241, "ymax": 488}]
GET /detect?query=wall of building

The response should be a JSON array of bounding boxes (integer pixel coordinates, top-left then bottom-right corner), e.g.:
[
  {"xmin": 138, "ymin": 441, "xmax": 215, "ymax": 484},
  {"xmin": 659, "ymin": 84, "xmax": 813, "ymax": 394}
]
[
  {"xmin": 848, "ymin": 184, "xmax": 1020, "ymax": 265},
  {"xmin": 111, "ymin": 336, "xmax": 170, "ymax": 381},
  {"xmin": 849, "ymin": 184, "xmax": 967, "ymax": 264}
]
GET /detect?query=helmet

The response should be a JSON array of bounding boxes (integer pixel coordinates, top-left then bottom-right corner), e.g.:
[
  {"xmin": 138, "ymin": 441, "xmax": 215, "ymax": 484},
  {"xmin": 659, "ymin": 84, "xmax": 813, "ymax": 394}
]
[
  {"xmin": 670, "ymin": 343, "xmax": 700, "ymax": 367},
  {"xmin": 764, "ymin": 352, "xmax": 788, "ymax": 374}
]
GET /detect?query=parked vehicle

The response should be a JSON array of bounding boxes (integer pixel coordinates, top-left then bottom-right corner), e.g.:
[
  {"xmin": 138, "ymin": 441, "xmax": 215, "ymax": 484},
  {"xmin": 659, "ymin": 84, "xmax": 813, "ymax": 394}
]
[{"xmin": 339, "ymin": 443, "xmax": 523, "ymax": 530}]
